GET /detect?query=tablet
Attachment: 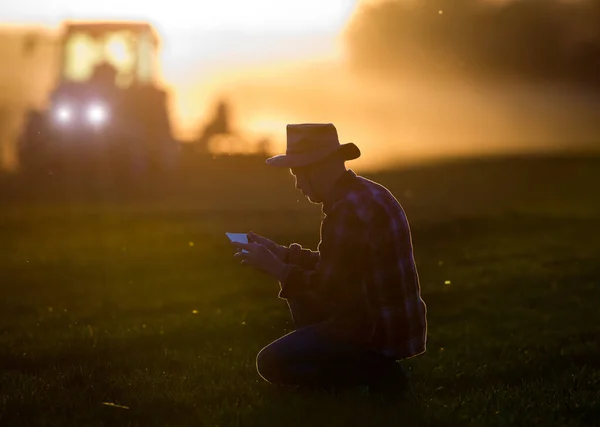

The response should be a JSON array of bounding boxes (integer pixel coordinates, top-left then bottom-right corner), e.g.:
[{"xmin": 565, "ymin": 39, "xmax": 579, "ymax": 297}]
[{"xmin": 226, "ymin": 232, "xmax": 249, "ymax": 253}]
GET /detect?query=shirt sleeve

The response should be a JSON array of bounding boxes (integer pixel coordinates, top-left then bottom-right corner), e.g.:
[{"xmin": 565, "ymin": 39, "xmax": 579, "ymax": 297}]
[
  {"xmin": 278, "ymin": 204, "xmax": 364, "ymax": 301},
  {"xmin": 286, "ymin": 243, "xmax": 320, "ymax": 270}
]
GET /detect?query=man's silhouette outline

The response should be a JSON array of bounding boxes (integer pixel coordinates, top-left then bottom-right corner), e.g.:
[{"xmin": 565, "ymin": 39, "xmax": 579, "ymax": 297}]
[{"xmin": 232, "ymin": 123, "xmax": 427, "ymax": 394}]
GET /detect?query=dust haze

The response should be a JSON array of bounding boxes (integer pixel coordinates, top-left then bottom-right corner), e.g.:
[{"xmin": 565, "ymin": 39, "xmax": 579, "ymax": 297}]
[
  {"xmin": 203, "ymin": 0, "xmax": 600, "ymax": 171},
  {"xmin": 2, "ymin": 0, "xmax": 600, "ymax": 172},
  {"xmin": 207, "ymin": 63, "xmax": 599, "ymax": 171},
  {"xmin": 0, "ymin": 27, "xmax": 57, "ymax": 171}
]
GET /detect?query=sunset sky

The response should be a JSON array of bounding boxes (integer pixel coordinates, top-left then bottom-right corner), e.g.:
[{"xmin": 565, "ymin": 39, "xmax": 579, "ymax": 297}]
[{"xmin": 0, "ymin": 0, "xmax": 357, "ymax": 72}]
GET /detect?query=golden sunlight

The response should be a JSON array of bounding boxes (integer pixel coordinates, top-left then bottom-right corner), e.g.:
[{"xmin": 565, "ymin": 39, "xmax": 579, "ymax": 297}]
[{"xmin": 0, "ymin": 0, "xmax": 357, "ymax": 140}]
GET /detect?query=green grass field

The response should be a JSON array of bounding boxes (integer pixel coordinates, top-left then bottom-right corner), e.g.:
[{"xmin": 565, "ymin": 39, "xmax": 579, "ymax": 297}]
[{"xmin": 1, "ymin": 155, "xmax": 599, "ymax": 426}]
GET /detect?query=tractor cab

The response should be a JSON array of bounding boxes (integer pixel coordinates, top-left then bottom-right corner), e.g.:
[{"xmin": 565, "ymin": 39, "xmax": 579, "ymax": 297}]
[
  {"xmin": 19, "ymin": 21, "xmax": 177, "ymax": 179},
  {"xmin": 60, "ymin": 22, "xmax": 158, "ymax": 88},
  {"xmin": 50, "ymin": 22, "xmax": 161, "ymax": 131}
]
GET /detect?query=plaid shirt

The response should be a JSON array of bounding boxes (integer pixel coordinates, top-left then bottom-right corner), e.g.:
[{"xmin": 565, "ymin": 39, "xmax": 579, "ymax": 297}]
[{"xmin": 279, "ymin": 170, "xmax": 427, "ymax": 360}]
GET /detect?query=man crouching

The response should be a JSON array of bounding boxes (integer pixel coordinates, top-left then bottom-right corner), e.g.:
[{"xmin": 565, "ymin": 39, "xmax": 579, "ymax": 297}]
[{"xmin": 232, "ymin": 123, "xmax": 427, "ymax": 395}]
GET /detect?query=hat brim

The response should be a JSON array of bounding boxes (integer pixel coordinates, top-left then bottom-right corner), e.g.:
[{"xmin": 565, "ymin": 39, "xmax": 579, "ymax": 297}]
[{"xmin": 266, "ymin": 143, "xmax": 361, "ymax": 168}]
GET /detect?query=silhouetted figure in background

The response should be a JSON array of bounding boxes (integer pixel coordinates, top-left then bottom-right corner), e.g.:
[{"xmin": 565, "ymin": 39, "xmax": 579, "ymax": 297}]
[
  {"xmin": 194, "ymin": 99, "xmax": 231, "ymax": 154},
  {"xmin": 232, "ymin": 123, "xmax": 427, "ymax": 395},
  {"xmin": 91, "ymin": 62, "xmax": 118, "ymax": 88}
]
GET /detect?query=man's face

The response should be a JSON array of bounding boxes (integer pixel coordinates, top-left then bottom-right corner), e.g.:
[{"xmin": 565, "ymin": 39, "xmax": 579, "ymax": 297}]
[{"xmin": 291, "ymin": 166, "xmax": 320, "ymax": 203}]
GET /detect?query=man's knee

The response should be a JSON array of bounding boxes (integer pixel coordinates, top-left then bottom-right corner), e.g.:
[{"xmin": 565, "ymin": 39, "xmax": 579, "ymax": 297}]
[{"xmin": 256, "ymin": 343, "xmax": 283, "ymax": 384}]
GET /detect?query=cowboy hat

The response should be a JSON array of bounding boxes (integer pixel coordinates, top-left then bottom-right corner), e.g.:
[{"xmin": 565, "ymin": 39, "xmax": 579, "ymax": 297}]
[{"xmin": 266, "ymin": 123, "xmax": 361, "ymax": 168}]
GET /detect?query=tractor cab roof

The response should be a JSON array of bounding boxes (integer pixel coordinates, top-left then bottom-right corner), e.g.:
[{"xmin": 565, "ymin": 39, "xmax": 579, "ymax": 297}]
[{"xmin": 61, "ymin": 21, "xmax": 159, "ymax": 44}]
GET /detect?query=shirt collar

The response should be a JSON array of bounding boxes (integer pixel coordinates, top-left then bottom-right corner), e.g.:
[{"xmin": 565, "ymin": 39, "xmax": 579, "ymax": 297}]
[{"xmin": 322, "ymin": 169, "xmax": 358, "ymax": 216}]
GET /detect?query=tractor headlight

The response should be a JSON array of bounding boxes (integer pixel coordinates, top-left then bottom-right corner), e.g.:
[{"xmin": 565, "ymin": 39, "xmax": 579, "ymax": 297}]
[
  {"xmin": 55, "ymin": 105, "xmax": 73, "ymax": 124},
  {"xmin": 86, "ymin": 103, "xmax": 109, "ymax": 126}
]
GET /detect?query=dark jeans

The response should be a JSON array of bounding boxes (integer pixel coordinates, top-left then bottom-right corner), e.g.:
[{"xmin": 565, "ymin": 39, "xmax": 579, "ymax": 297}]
[{"xmin": 256, "ymin": 298, "xmax": 405, "ymax": 390}]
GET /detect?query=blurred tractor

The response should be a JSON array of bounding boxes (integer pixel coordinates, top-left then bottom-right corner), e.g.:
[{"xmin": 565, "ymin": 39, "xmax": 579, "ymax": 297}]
[{"xmin": 19, "ymin": 21, "xmax": 178, "ymax": 180}]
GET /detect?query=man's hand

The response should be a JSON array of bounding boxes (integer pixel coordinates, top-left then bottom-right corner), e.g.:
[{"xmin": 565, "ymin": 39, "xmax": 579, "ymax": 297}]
[
  {"xmin": 232, "ymin": 241, "xmax": 288, "ymax": 281},
  {"xmin": 248, "ymin": 232, "xmax": 288, "ymax": 262}
]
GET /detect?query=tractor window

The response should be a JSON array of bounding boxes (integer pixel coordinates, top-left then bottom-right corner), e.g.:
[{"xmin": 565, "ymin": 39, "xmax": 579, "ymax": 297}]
[
  {"xmin": 63, "ymin": 30, "xmax": 139, "ymax": 87},
  {"xmin": 105, "ymin": 32, "xmax": 135, "ymax": 87},
  {"xmin": 64, "ymin": 32, "xmax": 101, "ymax": 82},
  {"xmin": 137, "ymin": 32, "xmax": 155, "ymax": 84}
]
